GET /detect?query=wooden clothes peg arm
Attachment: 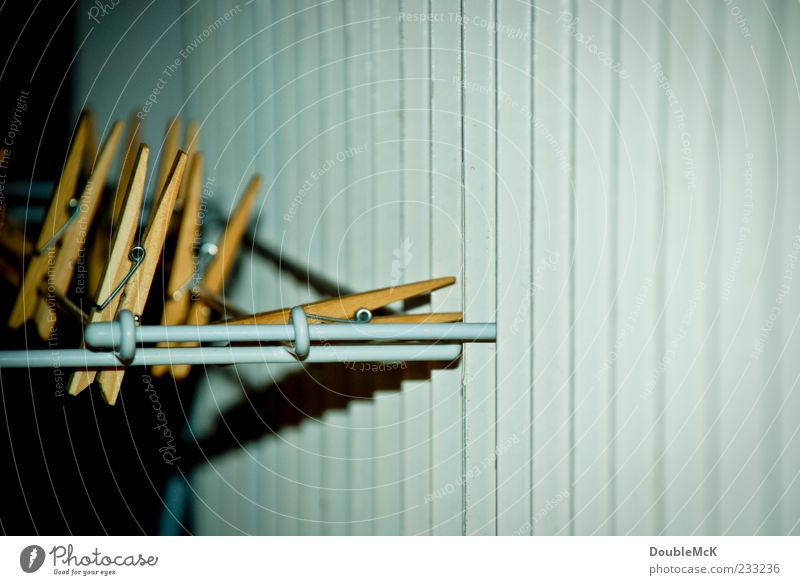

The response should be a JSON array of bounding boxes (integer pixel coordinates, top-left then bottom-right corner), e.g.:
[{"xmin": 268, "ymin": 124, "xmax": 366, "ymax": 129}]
[
  {"xmin": 96, "ymin": 151, "xmax": 188, "ymax": 405},
  {"xmin": 175, "ymin": 120, "xmax": 199, "ymax": 211},
  {"xmin": 68, "ymin": 144, "xmax": 150, "ymax": 397},
  {"xmin": 8, "ymin": 113, "xmax": 92, "ymax": 329},
  {"xmin": 158, "ymin": 174, "xmax": 262, "ymax": 380},
  {"xmin": 162, "ymin": 152, "xmax": 204, "ymax": 320},
  {"xmin": 154, "ymin": 118, "xmax": 181, "ymax": 200},
  {"xmin": 34, "ymin": 120, "xmax": 124, "ymax": 339},
  {"xmin": 369, "ymin": 312, "xmax": 462, "ymax": 324},
  {"xmin": 87, "ymin": 113, "xmax": 143, "ymax": 297},
  {"xmin": 0, "ymin": 222, "xmax": 34, "ymax": 260},
  {"xmin": 149, "ymin": 152, "xmax": 204, "ymax": 380},
  {"xmin": 111, "ymin": 113, "xmax": 143, "ymax": 222},
  {"xmin": 224, "ymin": 276, "xmax": 460, "ymax": 326}
]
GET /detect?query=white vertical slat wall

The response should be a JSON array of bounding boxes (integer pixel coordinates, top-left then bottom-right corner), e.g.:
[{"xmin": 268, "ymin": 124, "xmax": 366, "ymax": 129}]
[{"xmin": 75, "ymin": 0, "xmax": 800, "ymax": 535}]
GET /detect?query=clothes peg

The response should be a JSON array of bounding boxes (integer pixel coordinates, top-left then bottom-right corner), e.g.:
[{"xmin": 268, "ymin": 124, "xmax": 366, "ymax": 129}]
[
  {"xmin": 0, "ymin": 221, "xmax": 34, "ymax": 261},
  {"xmin": 184, "ymin": 120, "xmax": 200, "ymax": 154},
  {"xmin": 195, "ymin": 175, "xmax": 262, "ymax": 305},
  {"xmin": 175, "ymin": 120, "xmax": 200, "ymax": 211},
  {"xmin": 148, "ymin": 152, "xmax": 204, "ymax": 378},
  {"xmin": 36, "ymin": 280, "xmax": 88, "ymax": 324},
  {"xmin": 155, "ymin": 174, "xmax": 262, "ymax": 380},
  {"xmin": 88, "ymin": 113, "xmax": 143, "ymax": 298},
  {"xmin": 82, "ymin": 111, "xmax": 100, "ymax": 172},
  {"xmin": 368, "ymin": 312, "xmax": 462, "ymax": 323},
  {"xmin": 68, "ymin": 144, "xmax": 150, "ymax": 397},
  {"xmin": 154, "ymin": 118, "xmax": 181, "ymax": 200},
  {"xmin": 0, "ymin": 256, "xmax": 21, "ymax": 287},
  {"xmin": 224, "ymin": 277, "xmax": 462, "ymax": 326},
  {"xmin": 8, "ymin": 113, "xmax": 92, "ymax": 329},
  {"xmin": 112, "ymin": 112, "xmax": 143, "ymax": 222},
  {"xmin": 95, "ymin": 151, "xmax": 188, "ymax": 405},
  {"xmin": 33, "ymin": 120, "xmax": 124, "ymax": 339}
]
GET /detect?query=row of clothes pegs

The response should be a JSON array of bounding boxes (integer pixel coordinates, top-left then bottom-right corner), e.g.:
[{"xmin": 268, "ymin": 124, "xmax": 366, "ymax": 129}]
[{"xmin": 0, "ymin": 111, "xmax": 496, "ymax": 406}]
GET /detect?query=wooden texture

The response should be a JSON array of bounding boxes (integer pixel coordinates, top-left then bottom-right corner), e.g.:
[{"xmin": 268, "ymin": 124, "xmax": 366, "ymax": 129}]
[
  {"xmin": 88, "ymin": 113, "xmax": 143, "ymax": 297},
  {"xmin": 165, "ymin": 173, "xmax": 262, "ymax": 380},
  {"xmin": 95, "ymin": 151, "xmax": 187, "ymax": 404},
  {"xmin": 154, "ymin": 118, "xmax": 181, "ymax": 203},
  {"xmin": 0, "ymin": 222, "xmax": 34, "ymax": 259},
  {"xmin": 160, "ymin": 156, "xmax": 204, "ymax": 322},
  {"xmin": 177, "ymin": 120, "xmax": 200, "ymax": 209},
  {"xmin": 225, "ymin": 276, "xmax": 456, "ymax": 325},
  {"xmin": 113, "ymin": 112, "xmax": 143, "ymax": 222},
  {"xmin": 35, "ymin": 120, "xmax": 124, "ymax": 339},
  {"xmin": 9, "ymin": 113, "xmax": 91, "ymax": 329},
  {"xmin": 150, "ymin": 152, "xmax": 204, "ymax": 377},
  {"xmin": 68, "ymin": 145, "xmax": 150, "ymax": 396}
]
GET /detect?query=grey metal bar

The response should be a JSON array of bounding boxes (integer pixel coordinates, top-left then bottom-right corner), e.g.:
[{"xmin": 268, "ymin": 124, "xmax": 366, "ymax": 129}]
[
  {"xmin": 0, "ymin": 344, "xmax": 463, "ymax": 369},
  {"xmin": 84, "ymin": 321, "xmax": 497, "ymax": 348}
]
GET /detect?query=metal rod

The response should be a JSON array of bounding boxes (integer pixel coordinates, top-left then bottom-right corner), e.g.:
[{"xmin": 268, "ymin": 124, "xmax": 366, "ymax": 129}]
[
  {"xmin": 84, "ymin": 321, "xmax": 497, "ymax": 348},
  {"xmin": 0, "ymin": 344, "xmax": 463, "ymax": 368}
]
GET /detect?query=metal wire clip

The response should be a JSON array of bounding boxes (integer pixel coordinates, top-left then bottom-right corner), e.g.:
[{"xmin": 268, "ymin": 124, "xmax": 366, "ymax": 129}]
[
  {"xmin": 35, "ymin": 198, "xmax": 81, "ymax": 254},
  {"xmin": 95, "ymin": 245, "xmax": 146, "ymax": 311}
]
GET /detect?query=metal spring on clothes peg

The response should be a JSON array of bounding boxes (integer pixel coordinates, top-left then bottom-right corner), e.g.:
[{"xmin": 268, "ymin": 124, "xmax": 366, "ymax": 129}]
[
  {"xmin": 304, "ymin": 308, "xmax": 373, "ymax": 324},
  {"xmin": 35, "ymin": 198, "xmax": 81, "ymax": 254},
  {"xmin": 290, "ymin": 307, "xmax": 372, "ymax": 360},
  {"xmin": 95, "ymin": 245, "xmax": 146, "ymax": 311},
  {"xmin": 170, "ymin": 242, "xmax": 218, "ymax": 301}
]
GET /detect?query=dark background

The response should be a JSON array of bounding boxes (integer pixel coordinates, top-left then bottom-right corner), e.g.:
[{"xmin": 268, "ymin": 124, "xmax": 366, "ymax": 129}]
[{"xmin": 0, "ymin": 2, "xmax": 189, "ymax": 536}]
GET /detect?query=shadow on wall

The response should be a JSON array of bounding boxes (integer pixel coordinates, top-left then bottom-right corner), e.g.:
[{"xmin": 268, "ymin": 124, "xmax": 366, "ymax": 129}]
[{"xmin": 177, "ymin": 359, "xmax": 455, "ymax": 471}]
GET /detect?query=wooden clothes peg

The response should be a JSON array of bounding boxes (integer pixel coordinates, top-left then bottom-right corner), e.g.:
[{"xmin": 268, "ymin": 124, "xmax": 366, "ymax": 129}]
[
  {"xmin": 150, "ymin": 120, "xmax": 203, "ymax": 336},
  {"xmin": 68, "ymin": 144, "xmax": 150, "ymax": 397},
  {"xmin": 225, "ymin": 277, "xmax": 463, "ymax": 326},
  {"xmin": 155, "ymin": 118, "xmax": 181, "ymax": 200},
  {"xmin": 112, "ymin": 112, "xmax": 144, "ymax": 222},
  {"xmin": 8, "ymin": 113, "xmax": 93, "ymax": 330},
  {"xmin": 34, "ymin": 120, "xmax": 124, "ymax": 339},
  {"xmin": 154, "ymin": 152, "xmax": 204, "ymax": 337},
  {"xmin": 194, "ymin": 175, "xmax": 262, "ymax": 307},
  {"xmin": 87, "ymin": 112, "xmax": 143, "ymax": 297},
  {"xmin": 153, "ymin": 173, "xmax": 262, "ymax": 380},
  {"xmin": 175, "ymin": 120, "xmax": 200, "ymax": 211},
  {"xmin": 96, "ymin": 151, "xmax": 188, "ymax": 405},
  {"xmin": 82, "ymin": 111, "xmax": 100, "ymax": 172},
  {"xmin": 0, "ymin": 221, "xmax": 34, "ymax": 261}
]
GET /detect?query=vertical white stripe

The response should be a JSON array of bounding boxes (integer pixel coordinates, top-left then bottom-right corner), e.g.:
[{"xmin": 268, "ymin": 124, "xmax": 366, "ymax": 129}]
[
  {"xmin": 371, "ymin": 0, "xmax": 403, "ymax": 536},
  {"xmin": 298, "ymin": 418, "xmax": 323, "ymax": 534},
  {"xmin": 495, "ymin": 0, "xmax": 533, "ymax": 536},
  {"xmin": 277, "ymin": 426, "xmax": 301, "ymax": 534},
  {"xmin": 344, "ymin": 0, "xmax": 376, "ymax": 536},
  {"xmin": 429, "ymin": 0, "xmax": 465, "ymax": 535},
  {"xmin": 399, "ymin": 0, "xmax": 434, "ymax": 536},
  {"xmin": 462, "ymin": 0, "xmax": 497, "ymax": 536},
  {"xmin": 259, "ymin": 436, "xmax": 279, "ymax": 535},
  {"xmin": 611, "ymin": 0, "xmax": 662, "ymax": 536},
  {"xmin": 532, "ymin": 0, "xmax": 574, "ymax": 536},
  {"xmin": 571, "ymin": 0, "xmax": 616, "ymax": 535},
  {"xmin": 776, "ymin": 0, "xmax": 800, "ymax": 537},
  {"xmin": 318, "ymin": 0, "xmax": 351, "ymax": 537},
  {"xmin": 349, "ymin": 400, "xmax": 375, "ymax": 534}
]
